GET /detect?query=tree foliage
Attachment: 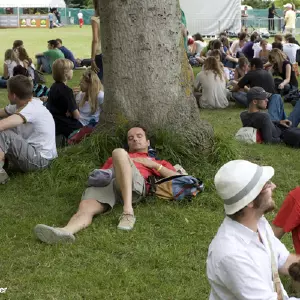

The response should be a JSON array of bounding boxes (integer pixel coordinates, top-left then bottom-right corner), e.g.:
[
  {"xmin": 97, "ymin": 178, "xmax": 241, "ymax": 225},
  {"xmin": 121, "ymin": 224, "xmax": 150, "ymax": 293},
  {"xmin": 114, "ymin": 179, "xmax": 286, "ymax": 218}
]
[
  {"xmin": 274, "ymin": 0, "xmax": 300, "ymax": 7},
  {"xmin": 64, "ymin": 0, "xmax": 92, "ymax": 8},
  {"xmin": 242, "ymin": 0, "xmax": 273, "ymax": 9}
]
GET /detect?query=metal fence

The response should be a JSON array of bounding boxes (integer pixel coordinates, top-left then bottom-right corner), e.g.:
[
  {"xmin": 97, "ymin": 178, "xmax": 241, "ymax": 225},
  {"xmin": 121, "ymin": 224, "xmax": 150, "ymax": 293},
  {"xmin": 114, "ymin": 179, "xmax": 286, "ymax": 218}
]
[{"xmin": 188, "ymin": 17, "xmax": 300, "ymax": 37}]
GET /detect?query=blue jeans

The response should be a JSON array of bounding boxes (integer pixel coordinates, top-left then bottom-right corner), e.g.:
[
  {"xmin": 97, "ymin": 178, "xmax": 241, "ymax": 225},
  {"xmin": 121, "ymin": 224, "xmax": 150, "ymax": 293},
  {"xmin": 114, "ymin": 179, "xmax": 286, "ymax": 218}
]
[
  {"xmin": 267, "ymin": 94, "xmax": 287, "ymax": 121},
  {"xmin": 36, "ymin": 56, "xmax": 51, "ymax": 74},
  {"xmin": 288, "ymin": 100, "xmax": 300, "ymax": 127},
  {"xmin": 232, "ymin": 91, "xmax": 247, "ymax": 107},
  {"xmin": 0, "ymin": 77, "xmax": 7, "ymax": 88}
]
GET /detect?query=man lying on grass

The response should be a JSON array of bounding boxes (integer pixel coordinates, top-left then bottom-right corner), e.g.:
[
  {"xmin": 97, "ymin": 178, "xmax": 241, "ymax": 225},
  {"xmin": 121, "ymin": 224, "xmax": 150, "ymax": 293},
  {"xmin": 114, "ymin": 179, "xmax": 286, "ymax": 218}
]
[
  {"xmin": 34, "ymin": 127, "xmax": 178, "ymax": 244},
  {"xmin": 0, "ymin": 75, "xmax": 57, "ymax": 183}
]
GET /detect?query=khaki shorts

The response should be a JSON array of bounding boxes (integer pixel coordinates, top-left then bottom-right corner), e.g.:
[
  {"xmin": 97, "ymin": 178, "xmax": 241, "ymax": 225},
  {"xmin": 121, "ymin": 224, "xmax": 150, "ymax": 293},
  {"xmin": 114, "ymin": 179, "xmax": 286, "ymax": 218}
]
[{"xmin": 81, "ymin": 159, "xmax": 146, "ymax": 208}]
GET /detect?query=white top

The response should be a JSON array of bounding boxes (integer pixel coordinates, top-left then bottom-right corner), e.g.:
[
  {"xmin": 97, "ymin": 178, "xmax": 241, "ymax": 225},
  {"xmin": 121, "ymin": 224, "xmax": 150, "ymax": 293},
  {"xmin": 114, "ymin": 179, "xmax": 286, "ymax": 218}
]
[
  {"xmin": 285, "ymin": 10, "xmax": 296, "ymax": 29},
  {"xmin": 230, "ymin": 40, "xmax": 243, "ymax": 55},
  {"xmin": 207, "ymin": 216, "xmax": 298, "ymax": 300},
  {"xmin": 4, "ymin": 60, "xmax": 18, "ymax": 78},
  {"xmin": 75, "ymin": 91, "xmax": 104, "ymax": 126},
  {"xmin": 194, "ymin": 70, "xmax": 228, "ymax": 109},
  {"xmin": 5, "ymin": 98, "xmax": 57, "ymax": 160},
  {"xmin": 194, "ymin": 41, "xmax": 207, "ymax": 54},
  {"xmin": 77, "ymin": 12, "xmax": 83, "ymax": 19},
  {"xmin": 283, "ymin": 43, "xmax": 300, "ymax": 64},
  {"xmin": 253, "ymin": 42, "xmax": 272, "ymax": 58}
]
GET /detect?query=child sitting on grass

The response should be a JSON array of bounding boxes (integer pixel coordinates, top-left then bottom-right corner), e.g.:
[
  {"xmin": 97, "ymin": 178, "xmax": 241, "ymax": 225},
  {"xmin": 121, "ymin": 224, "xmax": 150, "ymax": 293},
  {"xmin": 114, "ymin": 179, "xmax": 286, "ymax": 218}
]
[
  {"xmin": 74, "ymin": 69, "xmax": 104, "ymax": 126},
  {"xmin": 47, "ymin": 59, "xmax": 82, "ymax": 138}
]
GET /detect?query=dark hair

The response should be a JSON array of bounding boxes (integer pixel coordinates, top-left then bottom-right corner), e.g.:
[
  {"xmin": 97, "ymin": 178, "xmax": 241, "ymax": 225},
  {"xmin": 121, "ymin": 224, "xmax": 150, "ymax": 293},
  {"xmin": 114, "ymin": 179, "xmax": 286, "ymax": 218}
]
[
  {"xmin": 274, "ymin": 34, "xmax": 283, "ymax": 42},
  {"xmin": 238, "ymin": 56, "xmax": 249, "ymax": 68},
  {"xmin": 209, "ymin": 49, "xmax": 222, "ymax": 61},
  {"xmin": 13, "ymin": 65, "xmax": 29, "ymax": 77},
  {"xmin": 272, "ymin": 42, "xmax": 283, "ymax": 51},
  {"xmin": 47, "ymin": 39, "xmax": 58, "ymax": 48},
  {"xmin": 193, "ymin": 33, "xmax": 204, "ymax": 42},
  {"xmin": 220, "ymin": 37, "xmax": 230, "ymax": 48},
  {"xmin": 208, "ymin": 39, "xmax": 216, "ymax": 50},
  {"xmin": 285, "ymin": 33, "xmax": 293, "ymax": 40},
  {"xmin": 18, "ymin": 48, "xmax": 32, "ymax": 65},
  {"xmin": 250, "ymin": 58, "xmax": 263, "ymax": 69},
  {"xmin": 239, "ymin": 32, "xmax": 247, "ymax": 41},
  {"xmin": 13, "ymin": 40, "xmax": 23, "ymax": 49},
  {"xmin": 287, "ymin": 37, "xmax": 297, "ymax": 44},
  {"xmin": 250, "ymin": 33, "xmax": 258, "ymax": 42},
  {"xmin": 56, "ymin": 38, "xmax": 63, "ymax": 44},
  {"xmin": 212, "ymin": 40, "xmax": 222, "ymax": 50},
  {"xmin": 7, "ymin": 75, "xmax": 33, "ymax": 100}
]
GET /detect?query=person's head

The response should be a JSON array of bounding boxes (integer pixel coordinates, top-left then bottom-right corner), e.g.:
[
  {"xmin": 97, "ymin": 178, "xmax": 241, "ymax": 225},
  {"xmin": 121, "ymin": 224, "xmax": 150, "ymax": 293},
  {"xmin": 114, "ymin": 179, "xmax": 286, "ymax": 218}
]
[
  {"xmin": 272, "ymin": 42, "xmax": 283, "ymax": 51},
  {"xmin": 207, "ymin": 39, "xmax": 215, "ymax": 50},
  {"xmin": 238, "ymin": 56, "xmax": 249, "ymax": 71},
  {"xmin": 212, "ymin": 39, "xmax": 222, "ymax": 50},
  {"xmin": 52, "ymin": 58, "xmax": 74, "ymax": 82},
  {"xmin": 56, "ymin": 38, "xmax": 63, "ymax": 48},
  {"xmin": 220, "ymin": 37, "xmax": 229, "ymax": 48},
  {"xmin": 12, "ymin": 40, "xmax": 23, "ymax": 50},
  {"xmin": 209, "ymin": 49, "xmax": 222, "ymax": 62},
  {"xmin": 284, "ymin": 3, "xmax": 293, "ymax": 10},
  {"xmin": 17, "ymin": 47, "xmax": 31, "ymax": 63},
  {"xmin": 4, "ymin": 49, "xmax": 18, "ymax": 63},
  {"xmin": 247, "ymin": 86, "xmax": 271, "ymax": 110},
  {"xmin": 271, "ymin": 3, "xmax": 275, "ymax": 9},
  {"xmin": 284, "ymin": 33, "xmax": 293, "ymax": 42},
  {"xmin": 214, "ymin": 160, "xmax": 275, "ymax": 222},
  {"xmin": 204, "ymin": 56, "xmax": 224, "ymax": 80},
  {"xmin": 78, "ymin": 69, "xmax": 102, "ymax": 114},
  {"xmin": 250, "ymin": 32, "xmax": 259, "ymax": 42},
  {"xmin": 127, "ymin": 127, "xmax": 150, "ymax": 153},
  {"xmin": 287, "ymin": 36, "xmax": 297, "ymax": 44},
  {"xmin": 268, "ymin": 48, "xmax": 287, "ymax": 67},
  {"xmin": 274, "ymin": 34, "xmax": 283, "ymax": 43},
  {"xmin": 239, "ymin": 32, "xmax": 247, "ymax": 41},
  {"xmin": 47, "ymin": 39, "xmax": 58, "ymax": 49},
  {"xmin": 260, "ymin": 39, "xmax": 268, "ymax": 50},
  {"xmin": 7, "ymin": 75, "xmax": 33, "ymax": 104},
  {"xmin": 193, "ymin": 33, "xmax": 204, "ymax": 42},
  {"xmin": 249, "ymin": 57, "xmax": 263, "ymax": 70},
  {"xmin": 13, "ymin": 65, "xmax": 29, "ymax": 77},
  {"xmin": 244, "ymin": 6, "xmax": 247, "ymax": 10}
]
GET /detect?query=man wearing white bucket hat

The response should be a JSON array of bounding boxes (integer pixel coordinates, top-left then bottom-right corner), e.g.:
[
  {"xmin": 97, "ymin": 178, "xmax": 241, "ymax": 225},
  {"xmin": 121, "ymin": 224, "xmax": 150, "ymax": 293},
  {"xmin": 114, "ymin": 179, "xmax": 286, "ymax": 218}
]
[
  {"xmin": 207, "ymin": 160, "xmax": 300, "ymax": 300},
  {"xmin": 284, "ymin": 3, "xmax": 296, "ymax": 36}
]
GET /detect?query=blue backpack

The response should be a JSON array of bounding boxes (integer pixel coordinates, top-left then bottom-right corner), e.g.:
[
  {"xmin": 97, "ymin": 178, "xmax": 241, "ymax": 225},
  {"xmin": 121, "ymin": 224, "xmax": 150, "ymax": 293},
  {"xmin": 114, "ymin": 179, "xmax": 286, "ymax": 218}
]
[{"xmin": 148, "ymin": 175, "xmax": 204, "ymax": 201}]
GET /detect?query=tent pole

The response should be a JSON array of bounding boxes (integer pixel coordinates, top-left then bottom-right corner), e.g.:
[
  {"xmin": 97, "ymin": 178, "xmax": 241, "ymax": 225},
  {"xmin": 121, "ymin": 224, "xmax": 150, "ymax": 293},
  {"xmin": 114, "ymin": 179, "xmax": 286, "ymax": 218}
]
[{"xmin": 17, "ymin": 7, "xmax": 20, "ymax": 28}]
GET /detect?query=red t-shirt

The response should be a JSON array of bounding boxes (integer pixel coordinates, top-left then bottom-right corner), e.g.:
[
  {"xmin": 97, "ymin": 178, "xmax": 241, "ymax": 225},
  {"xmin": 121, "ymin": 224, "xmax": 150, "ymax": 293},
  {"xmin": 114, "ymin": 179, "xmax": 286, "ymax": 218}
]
[
  {"xmin": 273, "ymin": 187, "xmax": 300, "ymax": 254},
  {"xmin": 101, "ymin": 152, "xmax": 176, "ymax": 180}
]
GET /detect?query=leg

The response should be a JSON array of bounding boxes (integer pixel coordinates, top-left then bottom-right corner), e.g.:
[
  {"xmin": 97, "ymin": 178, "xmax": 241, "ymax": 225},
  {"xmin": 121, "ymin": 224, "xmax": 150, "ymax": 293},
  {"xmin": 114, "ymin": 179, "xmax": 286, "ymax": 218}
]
[
  {"xmin": 267, "ymin": 94, "xmax": 287, "ymax": 121},
  {"xmin": 232, "ymin": 91, "xmax": 248, "ymax": 107},
  {"xmin": 40, "ymin": 57, "xmax": 51, "ymax": 74},
  {"xmin": 289, "ymin": 99, "xmax": 300, "ymax": 127}
]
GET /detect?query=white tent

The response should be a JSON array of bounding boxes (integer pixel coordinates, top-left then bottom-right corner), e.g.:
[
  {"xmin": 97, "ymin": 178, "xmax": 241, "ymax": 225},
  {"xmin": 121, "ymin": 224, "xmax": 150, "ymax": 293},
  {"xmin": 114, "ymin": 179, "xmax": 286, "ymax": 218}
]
[
  {"xmin": 0, "ymin": 0, "xmax": 66, "ymax": 8},
  {"xmin": 180, "ymin": 0, "xmax": 241, "ymax": 35}
]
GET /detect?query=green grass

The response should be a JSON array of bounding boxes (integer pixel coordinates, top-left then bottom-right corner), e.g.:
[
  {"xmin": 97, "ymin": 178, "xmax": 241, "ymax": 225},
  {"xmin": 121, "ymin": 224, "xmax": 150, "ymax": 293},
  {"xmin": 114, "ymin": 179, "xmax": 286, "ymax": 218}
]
[{"xmin": 0, "ymin": 27, "xmax": 299, "ymax": 299}]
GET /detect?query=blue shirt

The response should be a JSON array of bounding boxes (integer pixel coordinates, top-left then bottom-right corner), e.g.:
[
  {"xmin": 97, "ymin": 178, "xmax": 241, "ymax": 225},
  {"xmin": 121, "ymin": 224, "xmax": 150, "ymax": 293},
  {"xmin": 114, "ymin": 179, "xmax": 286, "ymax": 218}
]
[
  {"xmin": 59, "ymin": 46, "xmax": 77, "ymax": 67},
  {"xmin": 48, "ymin": 13, "xmax": 53, "ymax": 21}
]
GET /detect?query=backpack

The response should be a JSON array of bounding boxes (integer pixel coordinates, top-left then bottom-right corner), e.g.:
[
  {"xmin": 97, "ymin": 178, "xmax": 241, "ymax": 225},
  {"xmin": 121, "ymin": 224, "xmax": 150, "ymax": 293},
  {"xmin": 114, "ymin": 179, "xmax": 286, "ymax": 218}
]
[
  {"xmin": 148, "ymin": 175, "xmax": 204, "ymax": 201},
  {"xmin": 296, "ymin": 49, "xmax": 300, "ymax": 65},
  {"xmin": 33, "ymin": 69, "xmax": 46, "ymax": 84},
  {"xmin": 235, "ymin": 127, "xmax": 263, "ymax": 144}
]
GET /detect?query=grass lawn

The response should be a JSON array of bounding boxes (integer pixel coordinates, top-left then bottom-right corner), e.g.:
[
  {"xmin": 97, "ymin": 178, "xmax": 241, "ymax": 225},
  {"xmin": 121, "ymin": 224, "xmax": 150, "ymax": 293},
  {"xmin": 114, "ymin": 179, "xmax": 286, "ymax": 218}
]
[{"xmin": 0, "ymin": 27, "xmax": 300, "ymax": 299}]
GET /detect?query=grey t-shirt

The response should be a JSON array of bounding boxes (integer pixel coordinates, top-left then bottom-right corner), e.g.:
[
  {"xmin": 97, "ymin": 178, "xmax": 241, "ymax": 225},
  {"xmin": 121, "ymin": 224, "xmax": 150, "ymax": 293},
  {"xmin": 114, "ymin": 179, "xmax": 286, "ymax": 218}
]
[{"xmin": 240, "ymin": 111, "xmax": 282, "ymax": 144}]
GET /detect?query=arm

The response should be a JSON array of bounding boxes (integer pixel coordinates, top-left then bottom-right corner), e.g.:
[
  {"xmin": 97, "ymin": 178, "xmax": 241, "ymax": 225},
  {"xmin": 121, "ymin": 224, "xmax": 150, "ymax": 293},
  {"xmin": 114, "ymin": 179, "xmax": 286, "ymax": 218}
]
[
  {"xmin": 72, "ymin": 109, "xmax": 80, "ymax": 120},
  {"xmin": 91, "ymin": 19, "xmax": 100, "ymax": 72},
  {"xmin": 279, "ymin": 254, "xmax": 300, "ymax": 276},
  {"xmin": 0, "ymin": 114, "xmax": 24, "ymax": 131},
  {"xmin": 225, "ymin": 55, "xmax": 238, "ymax": 63},
  {"xmin": 234, "ymin": 69, "xmax": 239, "ymax": 81},
  {"xmin": 232, "ymin": 73, "xmax": 250, "ymax": 92},
  {"xmin": 260, "ymin": 116, "xmax": 281, "ymax": 144},
  {"xmin": 0, "ymin": 109, "xmax": 8, "ymax": 118},
  {"xmin": 279, "ymin": 64, "xmax": 291, "ymax": 88}
]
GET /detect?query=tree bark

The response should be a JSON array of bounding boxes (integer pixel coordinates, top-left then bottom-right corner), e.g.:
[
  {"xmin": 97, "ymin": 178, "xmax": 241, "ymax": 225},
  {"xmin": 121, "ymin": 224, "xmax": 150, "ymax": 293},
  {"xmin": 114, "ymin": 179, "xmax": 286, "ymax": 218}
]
[{"xmin": 98, "ymin": 0, "xmax": 213, "ymax": 151}]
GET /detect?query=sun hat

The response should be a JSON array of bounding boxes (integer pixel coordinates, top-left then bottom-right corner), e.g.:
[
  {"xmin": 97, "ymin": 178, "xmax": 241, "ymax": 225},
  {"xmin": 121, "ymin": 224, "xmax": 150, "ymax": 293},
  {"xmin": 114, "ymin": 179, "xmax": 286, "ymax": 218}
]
[
  {"xmin": 284, "ymin": 3, "xmax": 293, "ymax": 8},
  {"xmin": 214, "ymin": 160, "xmax": 274, "ymax": 215},
  {"xmin": 247, "ymin": 86, "xmax": 272, "ymax": 104}
]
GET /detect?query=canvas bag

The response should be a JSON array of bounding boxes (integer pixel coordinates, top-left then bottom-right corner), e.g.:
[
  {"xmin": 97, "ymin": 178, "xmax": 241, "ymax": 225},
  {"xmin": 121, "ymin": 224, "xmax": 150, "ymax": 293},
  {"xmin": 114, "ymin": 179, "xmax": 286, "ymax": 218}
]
[
  {"xmin": 235, "ymin": 127, "xmax": 262, "ymax": 144},
  {"xmin": 148, "ymin": 175, "xmax": 204, "ymax": 201}
]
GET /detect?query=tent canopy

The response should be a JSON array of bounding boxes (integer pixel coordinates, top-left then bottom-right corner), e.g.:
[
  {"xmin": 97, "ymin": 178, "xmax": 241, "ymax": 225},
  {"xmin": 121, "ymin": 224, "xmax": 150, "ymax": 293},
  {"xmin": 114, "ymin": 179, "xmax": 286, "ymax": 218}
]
[{"xmin": 0, "ymin": 0, "xmax": 66, "ymax": 8}]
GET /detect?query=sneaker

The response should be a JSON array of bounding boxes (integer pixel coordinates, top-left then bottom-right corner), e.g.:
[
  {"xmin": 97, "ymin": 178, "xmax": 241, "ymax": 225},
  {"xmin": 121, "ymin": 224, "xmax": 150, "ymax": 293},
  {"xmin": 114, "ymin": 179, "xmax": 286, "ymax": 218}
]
[
  {"xmin": 0, "ymin": 168, "xmax": 9, "ymax": 184},
  {"xmin": 34, "ymin": 224, "xmax": 75, "ymax": 244},
  {"xmin": 117, "ymin": 214, "xmax": 136, "ymax": 231}
]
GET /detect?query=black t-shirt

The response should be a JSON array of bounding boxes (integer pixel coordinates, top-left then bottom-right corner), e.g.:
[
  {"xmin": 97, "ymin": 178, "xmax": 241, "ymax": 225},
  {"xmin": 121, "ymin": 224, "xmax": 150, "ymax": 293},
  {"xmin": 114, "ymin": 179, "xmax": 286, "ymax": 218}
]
[
  {"xmin": 268, "ymin": 7, "xmax": 275, "ymax": 18},
  {"xmin": 47, "ymin": 82, "xmax": 82, "ymax": 137},
  {"xmin": 240, "ymin": 111, "xmax": 282, "ymax": 144},
  {"xmin": 238, "ymin": 69, "xmax": 276, "ymax": 94},
  {"xmin": 280, "ymin": 61, "xmax": 298, "ymax": 87}
]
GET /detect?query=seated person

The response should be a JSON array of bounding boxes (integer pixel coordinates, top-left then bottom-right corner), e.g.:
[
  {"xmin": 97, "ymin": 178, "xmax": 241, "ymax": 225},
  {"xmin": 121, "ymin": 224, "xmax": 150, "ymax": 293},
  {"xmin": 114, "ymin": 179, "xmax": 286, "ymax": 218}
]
[
  {"xmin": 56, "ymin": 38, "xmax": 77, "ymax": 68},
  {"xmin": 47, "ymin": 59, "xmax": 82, "ymax": 138},
  {"xmin": 12, "ymin": 40, "xmax": 24, "ymax": 53},
  {"xmin": 258, "ymin": 39, "xmax": 270, "ymax": 64},
  {"xmin": 17, "ymin": 47, "xmax": 35, "ymax": 80},
  {"xmin": 34, "ymin": 126, "xmax": 178, "ymax": 243},
  {"xmin": 194, "ymin": 57, "xmax": 229, "ymax": 109},
  {"xmin": 272, "ymin": 187, "xmax": 300, "ymax": 255},
  {"xmin": 242, "ymin": 32, "xmax": 259, "ymax": 60},
  {"xmin": 74, "ymin": 69, "xmax": 104, "ymax": 126},
  {"xmin": 240, "ymin": 86, "xmax": 300, "ymax": 144},
  {"xmin": 230, "ymin": 32, "xmax": 247, "ymax": 57},
  {"xmin": 0, "ymin": 49, "xmax": 20, "ymax": 88},
  {"xmin": 283, "ymin": 36, "xmax": 300, "ymax": 64},
  {"xmin": 192, "ymin": 33, "xmax": 207, "ymax": 56},
  {"xmin": 0, "ymin": 75, "xmax": 57, "ymax": 183},
  {"xmin": 208, "ymin": 50, "xmax": 231, "ymax": 80},
  {"xmin": 272, "ymin": 42, "xmax": 283, "ymax": 51},
  {"xmin": 35, "ymin": 40, "xmax": 64, "ymax": 74},
  {"xmin": 233, "ymin": 56, "xmax": 249, "ymax": 83},
  {"xmin": 208, "ymin": 40, "xmax": 238, "ymax": 67}
]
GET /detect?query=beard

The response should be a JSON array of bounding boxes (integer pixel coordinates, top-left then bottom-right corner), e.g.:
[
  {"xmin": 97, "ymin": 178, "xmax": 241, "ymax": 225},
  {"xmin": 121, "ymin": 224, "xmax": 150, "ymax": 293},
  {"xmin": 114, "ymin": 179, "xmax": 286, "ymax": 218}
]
[{"xmin": 253, "ymin": 193, "xmax": 276, "ymax": 214}]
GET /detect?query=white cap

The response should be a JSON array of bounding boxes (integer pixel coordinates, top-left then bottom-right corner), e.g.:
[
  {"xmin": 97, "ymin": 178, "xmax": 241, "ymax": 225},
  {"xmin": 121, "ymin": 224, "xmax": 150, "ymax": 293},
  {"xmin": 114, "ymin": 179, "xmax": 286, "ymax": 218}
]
[
  {"xmin": 214, "ymin": 160, "xmax": 274, "ymax": 215},
  {"xmin": 284, "ymin": 3, "xmax": 293, "ymax": 8}
]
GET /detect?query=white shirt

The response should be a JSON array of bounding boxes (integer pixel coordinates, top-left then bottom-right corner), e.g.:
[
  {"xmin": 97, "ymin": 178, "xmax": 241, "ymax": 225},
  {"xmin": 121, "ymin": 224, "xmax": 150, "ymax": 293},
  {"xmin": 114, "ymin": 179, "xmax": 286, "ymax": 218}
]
[
  {"xmin": 77, "ymin": 12, "xmax": 83, "ymax": 19},
  {"xmin": 253, "ymin": 42, "xmax": 272, "ymax": 58},
  {"xmin": 206, "ymin": 216, "xmax": 299, "ymax": 300},
  {"xmin": 283, "ymin": 43, "xmax": 300, "ymax": 64},
  {"xmin": 4, "ymin": 60, "xmax": 18, "ymax": 78},
  {"xmin": 285, "ymin": 10, "xmax": 296, "ymax": 29},
  {"xmin": 76, "ymin": 91, "xmax": 104, "ymax": 126},
  {"xmin": 5, "ymin": 98, "xmax": 57, "ymax": 160},
  {"xmin": 194, "ymin": 41, "xmax": 207, "ymax": 54}
]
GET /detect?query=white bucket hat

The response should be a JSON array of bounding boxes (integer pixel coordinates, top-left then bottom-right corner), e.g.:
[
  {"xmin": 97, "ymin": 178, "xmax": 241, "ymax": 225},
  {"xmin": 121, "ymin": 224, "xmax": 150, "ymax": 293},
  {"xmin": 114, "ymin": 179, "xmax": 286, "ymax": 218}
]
[
  {"xmin": 284, "ymin": 3, "xmax": 293, "ymax": 8},
  {"xmin": 214, "ymin": 160, "xmax": 274, "ymax": 215}
]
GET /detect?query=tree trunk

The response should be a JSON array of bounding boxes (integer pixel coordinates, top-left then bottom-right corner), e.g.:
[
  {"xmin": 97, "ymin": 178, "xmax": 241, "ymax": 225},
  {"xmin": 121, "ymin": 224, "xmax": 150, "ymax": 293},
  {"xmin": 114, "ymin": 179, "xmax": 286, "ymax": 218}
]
[{"xmin": 98, "ymin": 0, "xmax": 213, "ymax": 151}]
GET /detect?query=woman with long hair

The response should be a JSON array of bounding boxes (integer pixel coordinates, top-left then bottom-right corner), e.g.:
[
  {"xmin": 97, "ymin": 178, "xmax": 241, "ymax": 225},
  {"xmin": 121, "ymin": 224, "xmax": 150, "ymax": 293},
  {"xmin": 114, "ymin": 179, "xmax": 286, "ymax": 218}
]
[
  {"xmin": 17, "ymin": 47, "xmax": 35, "ymax": 80},
  {"xmin": 269, "ymin": 48, "xmax": 298, "ymax": 93},
  {"xmin": 259, "ymin": 39, "xmax": 270, "ymax": 64},
  {"xmin": 75, "ymin": 69, "xmax": 104, "ymax": 126},
  {"xmin": 194, "ymin": 56, "xmax": 229, "ymax": 109},
  {"xmin": 0, "ymin": 49, "xmax": 20, "ymax": 88},
  {"xmin": 91, "ymin": 0, "xmax": 103, "ymax": 82}
]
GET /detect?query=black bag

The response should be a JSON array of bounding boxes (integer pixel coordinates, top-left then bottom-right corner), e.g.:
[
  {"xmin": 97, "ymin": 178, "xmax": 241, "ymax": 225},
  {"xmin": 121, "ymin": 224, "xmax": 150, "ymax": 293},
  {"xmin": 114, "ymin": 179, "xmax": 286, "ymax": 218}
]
[
  {"xmin": 33, "ymin": 69, "xmax": 46, "ymax": 84},
  {"xmin": 282, "ymin": 128, "xmax": 300, "ymax": 148},
  {"xmin": 296, "ymin": 48, "xmax": 300, "ymax": 65},
  {"xmin": 283, "ymin": 89, "xmax": 300, "ymax": 103}
]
